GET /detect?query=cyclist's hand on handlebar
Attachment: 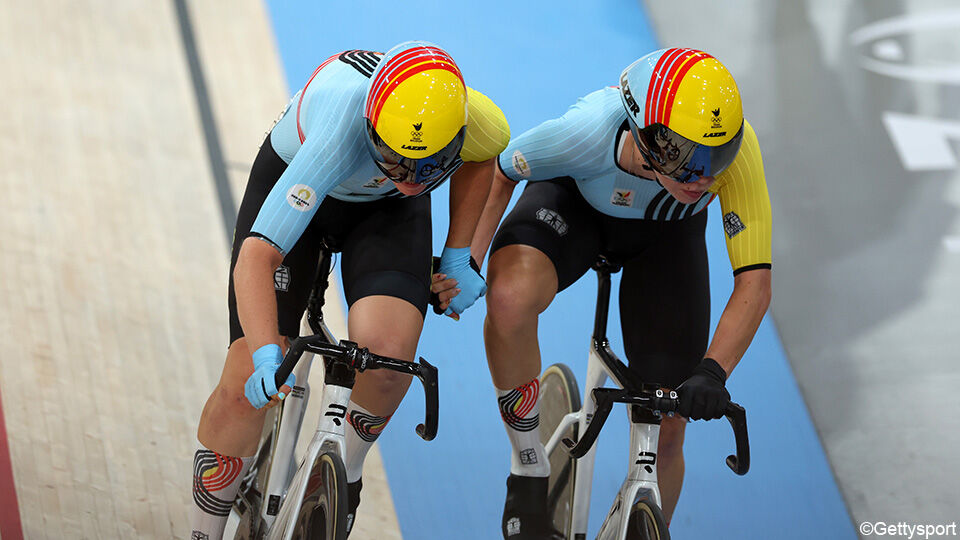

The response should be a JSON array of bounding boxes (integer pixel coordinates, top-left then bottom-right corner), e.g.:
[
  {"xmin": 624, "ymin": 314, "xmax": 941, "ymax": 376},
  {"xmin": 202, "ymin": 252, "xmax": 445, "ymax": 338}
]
[
  {"xmin": 244, "ymin": 343, "xmax": 295, "ymax": 409},
  {"xmin": 431, "ymin": 272, "xmax": 461, "ymax": 320},
  {"xmin": 677, "ymin": 357, "xmax": 730, "ymax": 421},
  {"xmin": 436, "ymin": 247, "xmax": 486, "ymax": 318}
]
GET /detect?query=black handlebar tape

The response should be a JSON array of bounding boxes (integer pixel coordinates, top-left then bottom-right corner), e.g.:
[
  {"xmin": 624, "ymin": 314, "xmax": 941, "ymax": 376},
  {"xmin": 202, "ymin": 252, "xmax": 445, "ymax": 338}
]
[
  {"xmin": 565, "ymin": 389, "xmax": 619, "ymax": 458},
  {"xmin": 723, "ymin": 402, "xmax": 750, "ymax": 475},
  {"xmin": 275, "ymin": 339, "xmax": 306, "ymax": 391},
  {"xmin": 415, "ymin": 357, "xmax": 439, "ymax": 441}
]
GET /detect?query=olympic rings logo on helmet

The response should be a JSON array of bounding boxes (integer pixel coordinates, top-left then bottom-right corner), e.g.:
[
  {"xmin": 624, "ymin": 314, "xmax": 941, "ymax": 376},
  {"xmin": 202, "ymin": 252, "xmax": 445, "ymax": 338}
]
[
  {"xmin": 362, "ymin": 41, "xmax": 468, "ymax": 195},
  {"xmin": 619, "ymin": 47, "xmax": 744, "ymax": 183}
]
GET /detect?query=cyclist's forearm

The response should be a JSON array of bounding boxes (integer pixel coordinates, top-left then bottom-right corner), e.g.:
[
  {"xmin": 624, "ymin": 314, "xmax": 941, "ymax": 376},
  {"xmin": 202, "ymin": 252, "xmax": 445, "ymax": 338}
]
[
  {"xmin": 234, "ymin": 237, "xmax": 284, "ymax": 352},
  {"xmin": 445, "ymin": 158, "xmax": 495, "ymax": 250},
  {"xmin": 471, "ymin": 164, "xmax": 518, "ymax": 264},
  {"xmin": 704, "ymin": 268, "xmax": 771, "ymax": 376}
]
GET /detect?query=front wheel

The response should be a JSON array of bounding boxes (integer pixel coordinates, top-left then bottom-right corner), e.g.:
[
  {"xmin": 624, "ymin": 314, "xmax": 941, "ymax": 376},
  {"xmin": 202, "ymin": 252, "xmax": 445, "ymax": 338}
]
[
  {"xmin": 625, "ymin": 499, "xmax": 670, "ymax": 540},
  {"xmin": 292, "ymin": 451, "xmax": 348, "ymax": 540},
  {"xmin": 539, "ymin": 363, "xmax": 581, "ymax": 539},
  {"xmin": 232, "ymin": 410, "xmax": 279, "ymax": 540}
]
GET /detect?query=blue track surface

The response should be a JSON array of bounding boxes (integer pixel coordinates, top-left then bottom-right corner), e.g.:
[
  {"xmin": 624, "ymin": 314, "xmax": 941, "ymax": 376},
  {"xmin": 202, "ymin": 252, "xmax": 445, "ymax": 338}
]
[{"xmin": 264, "ymin": 1, "xmax": 856, "ymax": 537}]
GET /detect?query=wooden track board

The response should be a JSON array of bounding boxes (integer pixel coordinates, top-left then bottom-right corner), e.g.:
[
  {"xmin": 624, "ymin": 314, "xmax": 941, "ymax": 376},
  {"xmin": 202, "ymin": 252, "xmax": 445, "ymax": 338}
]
[{"xmin": 0, "ymin": 1, "xmax": 400, "ymax": 538}]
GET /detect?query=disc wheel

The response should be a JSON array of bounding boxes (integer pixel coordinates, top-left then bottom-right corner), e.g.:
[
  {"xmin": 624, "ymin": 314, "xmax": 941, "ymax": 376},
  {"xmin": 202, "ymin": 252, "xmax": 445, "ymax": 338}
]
[
  {"xmin": 539, "ymin": 363, "xmax": 581, "ymax": 539},
  {"xmin": 292, "ymin": 451, "xmax": 348, "ymax": 540},
  {"xmin": 625, "ymin": 499, "xmax": 670, "ymax": 540}
]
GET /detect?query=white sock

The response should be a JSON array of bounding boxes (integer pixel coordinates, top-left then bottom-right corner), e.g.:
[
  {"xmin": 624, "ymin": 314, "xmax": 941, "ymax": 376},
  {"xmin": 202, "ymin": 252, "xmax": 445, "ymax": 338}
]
[
  {"xmin": 497, "ymin": 378, "xmax": 550, "ymax": 477},
  {"xmin": 190, "ymin": 445, "xmax": 253, "ymax": 540},
  {"xmin": 343, "ymin": 402, "xmax": 391, "ymax": 483}
]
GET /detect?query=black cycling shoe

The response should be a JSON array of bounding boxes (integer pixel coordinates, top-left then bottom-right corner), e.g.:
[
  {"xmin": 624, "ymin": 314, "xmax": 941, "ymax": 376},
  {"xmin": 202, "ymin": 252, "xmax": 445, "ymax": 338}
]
[
  {"xmin": 501, "ymin": 474, "xmax": 564, "ymax": 539},
  {"xmin": 345, "ymin": 479, "xmax": 362, "ymax": 537}
]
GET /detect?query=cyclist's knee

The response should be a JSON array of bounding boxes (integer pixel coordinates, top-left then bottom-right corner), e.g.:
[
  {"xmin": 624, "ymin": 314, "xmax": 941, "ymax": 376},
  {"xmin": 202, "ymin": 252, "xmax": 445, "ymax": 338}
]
[
  {"xmin": 358, "ymin": 366, "xmax": 413, "ymax": 394},
  {"xmin": 211, "ymin": 338, "xmax": 262, "ymax": 415},
  {"xmin": 657, "ymin": 416, "xmax": 687, "ymax": 459},
  {"xmin": 354, "ymin": 329, "xmax": 417, "ymax": 364},
  {"xmin": 486, "ymin": 258, "xmax": 555, "ymax": 327}
]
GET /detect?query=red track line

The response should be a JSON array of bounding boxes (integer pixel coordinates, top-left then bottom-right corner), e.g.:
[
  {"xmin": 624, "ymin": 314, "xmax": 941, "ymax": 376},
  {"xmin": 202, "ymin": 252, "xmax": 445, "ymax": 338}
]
[{"xmin": 0, "ymin": 384, "xmax": 23, "ymax": 540}]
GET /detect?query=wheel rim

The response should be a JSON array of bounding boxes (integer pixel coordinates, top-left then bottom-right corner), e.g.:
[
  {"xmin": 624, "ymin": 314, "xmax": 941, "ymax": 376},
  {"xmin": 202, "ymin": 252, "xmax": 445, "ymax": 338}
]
[
  {"xmin": 627, "ymin": 502, "xmax": 663, "ymax": 540},
  {"xmin": 294, "ymin": 454, "xmax": 339, "ymax": 540},
  {"xmin": 539, "ymin": 365, "xmax": 580, "ymax": 537}
]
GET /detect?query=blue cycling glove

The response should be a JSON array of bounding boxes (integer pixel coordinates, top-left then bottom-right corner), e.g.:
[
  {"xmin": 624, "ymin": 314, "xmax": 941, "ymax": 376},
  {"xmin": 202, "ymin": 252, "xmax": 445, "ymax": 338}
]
[
  {"xmin": 244, "ymin": 344, "xmax": 296, "ymax": 409},
  {"xmin": 437, "ymin": 246, "xmax": 487, "ymax": 315}
]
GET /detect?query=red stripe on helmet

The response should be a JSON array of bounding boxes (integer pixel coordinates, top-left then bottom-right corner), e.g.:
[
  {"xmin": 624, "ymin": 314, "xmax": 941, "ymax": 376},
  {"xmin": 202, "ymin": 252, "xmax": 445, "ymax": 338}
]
[
  {"xmin": 644, "ymin": 48, "xmax": 685, "ymax": 126},
  {"xmin": 369, "ymin": 60, "xmax": 462, "ymax": 128},
  {"xmin": 661, "ymin": 50, "xmax": 713, "ymax": 126},
  {"xmin": 366, "ymin": 46, "xmax": 427, "ymax": 116},
  {"xmin": 365, "ymin": 46, "xmax": 463, "ymax": 124},
  {"xmin": 650, "ymin": 48, "xmax": 702, "ymax": 125},
  {"xmin": 296, "ymin": 52, "xmax": 340, "ymax": 143}
]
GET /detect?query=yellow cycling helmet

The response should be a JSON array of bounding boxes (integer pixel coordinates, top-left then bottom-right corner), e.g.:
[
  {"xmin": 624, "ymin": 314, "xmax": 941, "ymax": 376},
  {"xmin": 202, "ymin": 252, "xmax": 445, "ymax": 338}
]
[
  {"xmin": 619, "ymin": 48, "xmax": 744, "ymax": 183},
  {"xmin": 363, "ymin": 41, "xmax": 468, "ymax": 192}
]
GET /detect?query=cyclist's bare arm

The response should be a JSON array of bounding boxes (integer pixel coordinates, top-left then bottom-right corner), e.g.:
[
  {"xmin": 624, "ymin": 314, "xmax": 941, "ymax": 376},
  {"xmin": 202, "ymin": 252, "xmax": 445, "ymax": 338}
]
[
  {"xmin": 470, "ymin": 164, "xmax": 519, "ymax": 264},
  {"xmin": 233, "ymin": 237, "xmax": 291, "ymax": 397},
  {"xmin": 446, "ymin": 157, "xmax": 496, "ymax": 250},
  {"xmin": 703, "ymin": 267, "xmax": 771, "ymax": 376}
]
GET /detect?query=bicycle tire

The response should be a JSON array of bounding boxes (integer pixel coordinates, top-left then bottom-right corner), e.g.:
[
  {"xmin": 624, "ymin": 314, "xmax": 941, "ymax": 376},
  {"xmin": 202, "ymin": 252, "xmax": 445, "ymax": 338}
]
[
  {"xmin": 539, "ymin": 363, "xmax": 581, "ymax": 539},
  {"xmin": 292, "ymin": 450, "xmax": 348, "ymax": 540},
  {"xmin": 624, "ymin": 499, "xmax": 670, "ymax": 540}
]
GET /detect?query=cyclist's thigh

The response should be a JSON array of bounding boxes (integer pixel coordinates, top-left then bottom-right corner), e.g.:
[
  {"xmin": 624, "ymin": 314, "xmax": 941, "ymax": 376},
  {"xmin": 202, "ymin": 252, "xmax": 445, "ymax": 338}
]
[
  {"xmin": 339, "ymin": 195, "xmax": 433, "ymax": 317},
  {"xmin": 228, "ymin": 133, "xmax": 324, "ymax": 343},
  {"xmin": 618, "ymin": 210, "xmax": 710, "ymax": 389},
  {"xmin": 489, "ymin": 177, "xmax": 601, "ymax": 293}
]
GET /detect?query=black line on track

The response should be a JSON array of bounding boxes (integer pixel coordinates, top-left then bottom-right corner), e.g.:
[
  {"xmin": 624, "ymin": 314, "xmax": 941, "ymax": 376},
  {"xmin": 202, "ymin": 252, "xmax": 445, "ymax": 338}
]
[{"xmin": 173, "ymin": 0, "xmax": 235, "ymax": 247}]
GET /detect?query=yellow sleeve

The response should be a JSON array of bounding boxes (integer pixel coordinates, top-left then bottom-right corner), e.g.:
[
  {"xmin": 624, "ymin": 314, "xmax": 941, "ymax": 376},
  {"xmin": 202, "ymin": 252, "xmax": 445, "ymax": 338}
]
[
  {"xmin": 460, "ymin": 87, "xmax": 511, "ymax": 162},
  {"xmin": 708, "ymin": 120, "xmax": 772, "ymax": 274}
]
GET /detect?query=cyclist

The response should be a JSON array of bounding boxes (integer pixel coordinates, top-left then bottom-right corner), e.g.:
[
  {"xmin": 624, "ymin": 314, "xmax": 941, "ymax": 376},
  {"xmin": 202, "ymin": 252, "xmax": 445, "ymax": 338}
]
[
  {"xmin": 436, "ymin": 48, "xmax": 771, "ymax": 538},
  {"xmin": 189, "ymin": 41, "xmax": 509, "ymax": 540}
]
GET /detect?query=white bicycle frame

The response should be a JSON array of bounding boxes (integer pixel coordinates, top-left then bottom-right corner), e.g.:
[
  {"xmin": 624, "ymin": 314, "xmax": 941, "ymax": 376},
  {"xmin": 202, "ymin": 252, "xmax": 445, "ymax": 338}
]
[
  {"xmin": 263, "ymin": 316, "xmax": 350, "ymax": 540},
  {"xmin": 223, "ymin": 314, "xmax": 352, "ymax": 540},
  {"xmin": 543, "ymin": 341, "xmax": 666, "ymax": 540}
]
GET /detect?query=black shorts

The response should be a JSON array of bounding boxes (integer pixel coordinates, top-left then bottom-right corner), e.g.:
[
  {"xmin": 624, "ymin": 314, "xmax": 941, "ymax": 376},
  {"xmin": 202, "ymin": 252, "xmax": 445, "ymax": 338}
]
[
  {"xmin": 228, "ymin": 134, "xmax": 432, "ymax": 343},
  {"xmin": 490, "ymin": 178, "xmax": 710, "ymax": 389}
]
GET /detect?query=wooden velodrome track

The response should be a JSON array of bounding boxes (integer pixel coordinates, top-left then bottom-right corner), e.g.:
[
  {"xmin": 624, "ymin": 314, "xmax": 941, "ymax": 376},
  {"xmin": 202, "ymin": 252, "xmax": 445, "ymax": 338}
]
[{"xmin": 0, "ymin": 1, "xmax": 400, "ymax": 538}]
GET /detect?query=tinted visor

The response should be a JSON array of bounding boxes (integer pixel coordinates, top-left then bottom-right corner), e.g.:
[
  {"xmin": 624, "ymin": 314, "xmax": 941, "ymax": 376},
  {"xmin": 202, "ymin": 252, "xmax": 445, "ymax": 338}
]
[
  {"xmin": 365, "ymin": 122, "xmax": 466, "ymax": 187},
  {"xmin": 632, "ymin": 121, "xmax": 744, "ymax": 183}
]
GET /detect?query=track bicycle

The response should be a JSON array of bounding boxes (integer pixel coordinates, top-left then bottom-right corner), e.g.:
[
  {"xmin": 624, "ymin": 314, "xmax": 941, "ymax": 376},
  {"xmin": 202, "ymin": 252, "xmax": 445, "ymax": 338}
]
[
  {"xmin": 227, "ymin": 249, "xmax": 439, "ymax": 540},
  {"xmin": 538, "ymin": 255, "xmax": 750, "ymax": 540}
]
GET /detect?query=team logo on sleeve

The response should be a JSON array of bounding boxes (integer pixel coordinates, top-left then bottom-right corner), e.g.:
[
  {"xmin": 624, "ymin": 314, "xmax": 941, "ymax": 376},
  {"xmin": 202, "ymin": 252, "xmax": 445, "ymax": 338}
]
[
  {"xmin": 723, "ymin": 211, "xmax": 746, "ymax": 238},
  {"xmin": 610, "ymin": 189, "xmax": 634, "ymax": 207},
  {"xmin": 287, "ymin": 184, "xmax": 316, "ymax": 211},
  {"xmin": 274, "ymin": 265, "xmax": 290, "ymax": 292},
  {"xmin": 512, "ymin": 150, "xmax": 531, "ymax": 178}
]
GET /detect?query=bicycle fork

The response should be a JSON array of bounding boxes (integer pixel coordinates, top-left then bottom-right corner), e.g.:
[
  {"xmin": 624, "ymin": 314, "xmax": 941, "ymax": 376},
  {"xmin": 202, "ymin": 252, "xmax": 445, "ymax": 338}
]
[
  {"xmin": 259, "ymin": 353, "xmax": 315, "ymax": 530},
  {"xmin": 595, "ymin": 413, "xmax": 662, "ymax": 540},
  {"xmin": 568, "ymin": 345, "xmax": 610, "ymax": 539},
  {"xmin": 265, "ymin": 374, "xmax": 351, "ymax": 540}
]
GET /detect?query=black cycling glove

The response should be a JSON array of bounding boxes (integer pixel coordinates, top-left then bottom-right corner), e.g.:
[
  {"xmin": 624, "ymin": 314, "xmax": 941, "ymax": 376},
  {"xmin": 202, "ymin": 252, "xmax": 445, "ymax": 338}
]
[{"xmin": 677, "ymin": 358, "xmax": 730, "ymax": 420}]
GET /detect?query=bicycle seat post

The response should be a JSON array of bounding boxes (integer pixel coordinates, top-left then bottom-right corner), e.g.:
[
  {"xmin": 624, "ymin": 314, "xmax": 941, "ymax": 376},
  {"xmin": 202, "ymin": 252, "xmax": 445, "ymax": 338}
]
[
  {"xmin": 591, "ymin": 255, "xmax": 621, "ymax": 342},
  {"xmin": 306, "ymin": 245, "xmax": 334, "ymax": 335}
]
